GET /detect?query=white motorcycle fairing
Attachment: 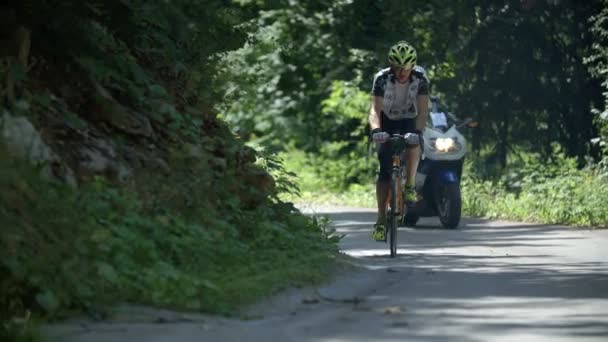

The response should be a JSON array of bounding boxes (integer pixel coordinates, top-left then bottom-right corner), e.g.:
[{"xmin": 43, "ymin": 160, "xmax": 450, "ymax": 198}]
[{"xmin": 423, "ymin": 125, "xmax": 467, "ymax": 161}]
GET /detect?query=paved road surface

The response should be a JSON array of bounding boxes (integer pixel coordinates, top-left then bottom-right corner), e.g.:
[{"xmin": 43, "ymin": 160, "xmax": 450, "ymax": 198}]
[{"xmin": 45, "ymin": 206, "xmax": 608, "ymax": 341}]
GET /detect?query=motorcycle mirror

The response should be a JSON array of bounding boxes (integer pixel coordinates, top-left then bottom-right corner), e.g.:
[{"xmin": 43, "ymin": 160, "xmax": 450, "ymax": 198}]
[{"xmin": 456, "ymin": 118, "xmax": 473, "ymax": 129}]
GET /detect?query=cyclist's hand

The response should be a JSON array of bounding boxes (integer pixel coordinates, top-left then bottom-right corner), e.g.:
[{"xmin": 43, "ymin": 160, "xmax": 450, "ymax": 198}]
[
  {"xmin": 404, "ymin": 132, "xmax": 420, "ymax": 146},
  {"xmin": 371, "ymin": 129, "xmax": 389, "ymax": 143}
]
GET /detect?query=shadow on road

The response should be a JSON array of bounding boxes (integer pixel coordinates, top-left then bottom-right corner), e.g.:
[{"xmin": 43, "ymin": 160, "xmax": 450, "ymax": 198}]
[
  {"xmin": 320, "ymin": 211, "xmax": 586, "ymax": 249},
  {"xmin": 305, "ymin": 209, "xmax": 608, "ymax": 341}
]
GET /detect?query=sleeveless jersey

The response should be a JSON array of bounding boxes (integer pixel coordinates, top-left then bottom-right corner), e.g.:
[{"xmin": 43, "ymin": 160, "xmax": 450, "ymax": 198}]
[{"xmin": 371, "ymin": 66, "xmax": 429, "ymax": 120}]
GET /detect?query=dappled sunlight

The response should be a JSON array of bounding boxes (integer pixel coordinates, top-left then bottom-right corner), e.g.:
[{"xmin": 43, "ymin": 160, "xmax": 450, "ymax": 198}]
[
  {"xmin": 294, "ymin": 209, "xmax": 608, "ymax": 341},
  {"xmin": 345, "ymin": 249, "xmax": 393, "ymax": 258},
  {"xmin": 403, "ymin": 297, "xmax": 608, "ymax": 339}
]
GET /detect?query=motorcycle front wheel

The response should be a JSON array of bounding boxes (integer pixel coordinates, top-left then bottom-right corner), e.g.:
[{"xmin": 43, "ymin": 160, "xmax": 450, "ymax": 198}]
[
  {"xmin": 436, "ymin": 183, "xmax": 461, "ymax": 229},
  {"xmin": 403, "ymin": 212, "xmax": 419, "ymax": 226}
]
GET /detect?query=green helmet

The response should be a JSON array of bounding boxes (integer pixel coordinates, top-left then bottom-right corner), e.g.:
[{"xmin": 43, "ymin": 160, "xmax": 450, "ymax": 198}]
[{"xmin": 388, "ymin": 41, "xmax": 417, "ymax": 68}]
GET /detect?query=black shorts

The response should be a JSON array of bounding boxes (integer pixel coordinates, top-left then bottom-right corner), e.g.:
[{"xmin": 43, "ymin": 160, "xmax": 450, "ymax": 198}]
[{"xmin": 377, "ymin": 114, "xmax": 417, "ymax": 182}]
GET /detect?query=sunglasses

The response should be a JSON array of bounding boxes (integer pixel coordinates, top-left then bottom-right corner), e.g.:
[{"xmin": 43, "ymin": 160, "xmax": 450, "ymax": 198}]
[{"xmin": 391, "ymin": 64, "xmax": 413, "ymax": 73}]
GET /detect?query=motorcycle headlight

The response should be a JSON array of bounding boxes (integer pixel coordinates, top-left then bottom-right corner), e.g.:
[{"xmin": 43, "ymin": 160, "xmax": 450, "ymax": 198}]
[{"xmin": 430, "ymin": 138, "xmax": 461, "ymax": 152}]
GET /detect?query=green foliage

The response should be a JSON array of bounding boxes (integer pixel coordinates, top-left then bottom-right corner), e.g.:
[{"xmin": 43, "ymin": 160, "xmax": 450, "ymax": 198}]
[
  {"xmin": 320, "ymin": 80, "xmax": 370, "ymax": 141},
  {"xmin": 219, "ymin": 1, "xmax": 375, "ymax": 150},
  {"xmin": 585, "ymin": 0, "xmax": 608, "ymax": 166},
  {"xmin": 219, "ymin": 0, "xmax": 605, "ymax": 170},
  {"xmin": 4, "ymin": 0, "xmax": 608, "ymax": 329},
  {"xmin": 8, "ymin": 1, "xmax": 254, "ymax": 145},
  {"xmin": 277, "ymin": 80, "xmax": 375, "ymax": 195},
  {"xmin": 462, "ymin": 150, "xmax": 608, "ymax": 227},
  {"xmin": 0, "ymin": 145, "xmax": 338, "ymax": 320},
  {"xmin": 0, "ymin": 321, "xmax": 43, "ymax": 342},
  {"xmin": 250, "ymin": 143, "xmax": 301, "ymax": 198},
  {"xmin": 285, "ymin": 139, "xmax": 608, "ymax": 227},
  {"xmin": 2, "ymin": 1, "xmax": 345, "ymax": 325},
  {"xmin": 226, "ymin": 0, "xmax": 608, "ymax": 228}
]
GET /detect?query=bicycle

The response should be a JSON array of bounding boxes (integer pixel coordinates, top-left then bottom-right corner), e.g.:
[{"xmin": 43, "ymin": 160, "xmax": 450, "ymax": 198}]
[{"xmin": 383, "ymin": 133, "xmax": 420, "ymax": 258}]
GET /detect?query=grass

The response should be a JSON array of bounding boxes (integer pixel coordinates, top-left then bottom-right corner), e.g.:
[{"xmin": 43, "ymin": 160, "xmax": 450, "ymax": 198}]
[
  {"xmin": 281, "ymin": 150, "xmax": 608, "ymax": 228},
  {"xmin": 461, "ymin": 172, "xmax": 608, "ymax": 228},
  {"xmin": 285, "ymin": 173, "xmax": 608, "ymax": 228},
  {"xmin": 0, "ymin": 147, "xmax": 340, "ymax": 326},
  {"xmin": 282, "ymin": 183, "xmax": 376, "ymax": 209},
  {"xmin": 0, "ymin": 323, "xmax": 44, "ymax": 342}
]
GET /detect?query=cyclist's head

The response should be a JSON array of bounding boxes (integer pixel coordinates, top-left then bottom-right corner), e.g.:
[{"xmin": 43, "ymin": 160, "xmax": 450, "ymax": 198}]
[{"xmin": 388, "ymin": 41, "xmax": 417, "ymax": 69}]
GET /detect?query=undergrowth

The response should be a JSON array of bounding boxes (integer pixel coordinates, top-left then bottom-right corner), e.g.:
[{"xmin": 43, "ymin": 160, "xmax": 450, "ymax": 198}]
[
  {"xmin": 462, "ymin": 149, "xmax": 608, "ymax": 227},
  {"xmin": 282, "ymin": 147, "xmax": 608, "ymax": 228},
  {"xmin": 278, "ymin": 148, "xmax": 376, "ymax": 208},
  {"xmin": 0, "ymin": 147, "xmax": 339, "ymax": 327}
]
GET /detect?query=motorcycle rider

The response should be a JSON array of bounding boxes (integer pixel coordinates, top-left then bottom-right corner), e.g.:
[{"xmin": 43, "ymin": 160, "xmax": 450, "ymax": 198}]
[{"xmin": 369, "ymin": 41, "xmax": 429, "ymax": 241}]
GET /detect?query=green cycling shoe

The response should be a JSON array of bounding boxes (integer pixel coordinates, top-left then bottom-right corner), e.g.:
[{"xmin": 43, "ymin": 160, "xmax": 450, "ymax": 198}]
[
  {"xmin": 404, "ymin": 185, "xmax": 417, "ymax": 204},
  {"xmin": 372, "ymin": 223, "xmax": 387, "ymax": 242}
]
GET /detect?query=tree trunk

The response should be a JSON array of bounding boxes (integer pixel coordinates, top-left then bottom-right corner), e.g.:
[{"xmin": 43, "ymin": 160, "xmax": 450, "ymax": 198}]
[{"xmin": 4, "ymin": 25, "xmax": 31, "ymax": 104}]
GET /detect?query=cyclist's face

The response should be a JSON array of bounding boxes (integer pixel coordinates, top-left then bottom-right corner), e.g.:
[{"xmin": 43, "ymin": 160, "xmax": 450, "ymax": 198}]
[{"xmin": 391, "ymin": 65, "xmax": 412, "ymax": 83}]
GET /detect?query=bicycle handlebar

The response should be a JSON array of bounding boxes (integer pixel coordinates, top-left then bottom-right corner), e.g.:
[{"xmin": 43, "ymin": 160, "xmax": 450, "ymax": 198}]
[{"xmin": 386, "ymin": 133, "xmax": 420, "ymax": 146}]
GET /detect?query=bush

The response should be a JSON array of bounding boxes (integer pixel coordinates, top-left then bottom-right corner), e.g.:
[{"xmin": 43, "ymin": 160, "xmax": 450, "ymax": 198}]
[
  {"xmin": 462, "ymin": 149, "xmax": 608, "ymax": 227},
  {"xmin": 0, "ymin": 148, "xmax": 339, "ymax": 321}
]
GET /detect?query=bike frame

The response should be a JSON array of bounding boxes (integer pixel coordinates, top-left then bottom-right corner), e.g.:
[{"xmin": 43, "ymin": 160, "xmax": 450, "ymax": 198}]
[{"xmin": 387, "ymin": 137, "xmax": 408, "ymax": 258}]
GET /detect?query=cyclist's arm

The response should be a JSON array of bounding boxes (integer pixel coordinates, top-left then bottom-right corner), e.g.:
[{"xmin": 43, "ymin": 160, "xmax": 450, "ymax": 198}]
[
  {"xmin": 369, "ymin": 95, "xmax": 383, "ymax": 131},
  {"xmin": 416, "ymin": 94, "xmax": 429, "ymax": 132}
]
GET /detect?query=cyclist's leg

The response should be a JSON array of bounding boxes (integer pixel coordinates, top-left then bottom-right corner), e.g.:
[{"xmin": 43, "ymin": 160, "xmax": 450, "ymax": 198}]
[
  {"xmin": 373, "ymin": 114, "xmax": 396, "ymax": 241},
  {"xmin": 405, "ymin": 147, "xmax": 421, "ymax": 186},
  {"xmin": 373, "ymin": 139, "xmax": 394, "ymax": 241},
  {"xmin": 400, "ymin": 118, "xmax": 420, "ymax": 202}
]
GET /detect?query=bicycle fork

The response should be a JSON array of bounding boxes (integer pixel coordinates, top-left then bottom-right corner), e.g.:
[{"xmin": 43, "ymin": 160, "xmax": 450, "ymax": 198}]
[{"xmin": 390, "ymin": 155, "xmax": 404, "ymax": 219}]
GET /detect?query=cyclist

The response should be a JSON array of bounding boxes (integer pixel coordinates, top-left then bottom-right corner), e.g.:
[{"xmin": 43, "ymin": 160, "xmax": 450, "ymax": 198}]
[{"xmin": 369, "ymin": 41, "xmax": 429, "ymax": 241}]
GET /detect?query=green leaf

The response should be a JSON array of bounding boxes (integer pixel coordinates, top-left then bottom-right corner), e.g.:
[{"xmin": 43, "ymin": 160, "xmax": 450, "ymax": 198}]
[
  {"xmin": 64, "ymin": 111, "xmax": 88, "ymax": 130},
  {"xmin": 148, "ymin": 84, "xmax": 169, "ymax": 99},
  {"xmin": 36, "ymin": 290, "xmax": 60, "ymax": 313},
  {"xmin": 97, "ymin": 262, "xmax": 119, "ymax": 283}
]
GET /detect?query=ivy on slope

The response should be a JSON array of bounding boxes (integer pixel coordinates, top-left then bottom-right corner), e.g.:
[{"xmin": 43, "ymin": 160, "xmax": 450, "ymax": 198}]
[
  {"xmin": 0, "ymin": 0, "xmax": 340, "ymax": 326},
  {"xmin": 0, "ymin": 145, "xmax": 338, "ymax": 322}
]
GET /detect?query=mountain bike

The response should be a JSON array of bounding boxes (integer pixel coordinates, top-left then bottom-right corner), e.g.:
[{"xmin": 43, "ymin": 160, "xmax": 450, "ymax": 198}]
[{"xmin": 385, "ymin": 133, "xmax": 419, "ymax": 258}]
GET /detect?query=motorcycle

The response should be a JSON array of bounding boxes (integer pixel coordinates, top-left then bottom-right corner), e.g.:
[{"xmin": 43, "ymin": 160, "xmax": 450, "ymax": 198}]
[{"xmin": 403, "ymin": 96, "xmax": 476, "ymax": 229}]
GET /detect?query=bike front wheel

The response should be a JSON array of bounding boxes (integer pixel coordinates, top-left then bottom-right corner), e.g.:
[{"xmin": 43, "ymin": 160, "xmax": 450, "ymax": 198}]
[{"xmin": 389, "ymin": 171, "xmax": 399, "ymax": 257}]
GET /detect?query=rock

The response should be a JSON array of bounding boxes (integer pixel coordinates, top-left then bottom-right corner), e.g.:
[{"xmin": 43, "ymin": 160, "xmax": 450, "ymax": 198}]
[
  {"xmin": 125, "ymin": 145, "xmax": 171, "ymax": 174},
  {"xmin": 77, "ymin": 137, "xmax": 132, "ymax": 182},
  {"xmin": 91, "ymin": 83, "xmax": 155, "ymax": 138},
  {"xmin": 209, "ymin": 156, "xmax": 227, "ymax": 170},
  {"xmin": 122, "ymin": 146, "xmax": 145, "ymax": 168},
  {"xmin": 238, "ymin": 145, "xmax": 257, "ymax": 164},
  {"xmin": 1, "ymin": 111, "xmax": 53, "ymax": 163},
  {"xmin": 1, "ymin": 111, "xmax": 77, "ymax": 187},
  {"xmin": 184, "ymin": 143, "xmax": 204, "ymax": 159},
  {"xmin": 239, "ymin": 163, "xmax": 276, "ymax": 208},
  {"xmin": 154, "ymin": 157, "xmax": 171, "ymax": 174},
  {"xmin": 382, "ymin": 306, "xmax": 405, "ymax": 315},
  {"xmin": 301, "ymin": 296, "xmax": 321, "ymax": 304},
  {"xmin": 50, "ymin": 159, "xmax": 78, "ymax": 188},
  {"xmin": 241, "ymin": 163, "xmax": 275, "ymax": 194}
]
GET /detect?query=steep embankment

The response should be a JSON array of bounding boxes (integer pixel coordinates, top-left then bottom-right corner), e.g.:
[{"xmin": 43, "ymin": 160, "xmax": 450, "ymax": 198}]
[{"xmin": 0, "ymin": 3, "xmax": 339, "ymax": 335}]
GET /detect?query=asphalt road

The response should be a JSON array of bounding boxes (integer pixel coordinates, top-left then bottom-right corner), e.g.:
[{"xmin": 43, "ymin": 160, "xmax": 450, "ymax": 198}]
[{"xmin": 45, "ymin": 206, "xmax": 608, "ymax": 341}]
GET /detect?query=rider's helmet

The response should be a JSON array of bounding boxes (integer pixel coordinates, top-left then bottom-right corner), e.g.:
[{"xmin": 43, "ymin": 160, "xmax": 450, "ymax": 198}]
[{"xmin": 388, "ymin": 41, "xmax": 417, "ymax": 68}]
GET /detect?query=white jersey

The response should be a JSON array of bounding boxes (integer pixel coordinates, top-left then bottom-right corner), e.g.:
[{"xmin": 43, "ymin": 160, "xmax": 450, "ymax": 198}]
[{"xmin": 371, "ymin": 66, "xmax": 430, "ymax": 120}]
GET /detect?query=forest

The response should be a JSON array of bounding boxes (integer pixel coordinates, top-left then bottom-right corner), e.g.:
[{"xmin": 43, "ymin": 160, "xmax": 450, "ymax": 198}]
[{"xmin": 1, "ymin": 0, "xmax": 606, "ymax": 339}]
